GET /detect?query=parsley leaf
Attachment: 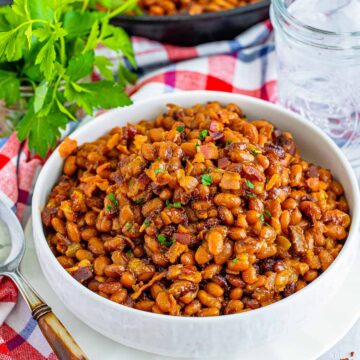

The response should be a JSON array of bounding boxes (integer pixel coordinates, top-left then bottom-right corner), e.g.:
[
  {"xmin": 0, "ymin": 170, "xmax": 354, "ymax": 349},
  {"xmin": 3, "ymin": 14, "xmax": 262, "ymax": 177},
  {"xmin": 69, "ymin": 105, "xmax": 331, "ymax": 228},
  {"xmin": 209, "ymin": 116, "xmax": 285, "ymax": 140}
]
[
  {"xmin": 16, "ymin": 110, "xmax": 67, "ymax": 158},
  {"xmin": 259, "ymin": 213, "xmax": 265, "ymax": 222},
  {"xmin": 157, "ymin": 234, "xmax": 167, "ymax": 243},
  {"xmin": 135, "ymin": 198, "xmax": 143, "ymax": 204},
  {"xmin": 95, "ymin": 55, "xmax": 114, "ymax": 81},
  {"xmin": 176, "ymin": 125, "xmax": 184, "ymax": 133},
  {"xmin": 0, "ymin": 70, "xmax": 20, "ymax": 106},
  {"xmin": 251, "ymin": 148, "xmax": 262, "ymax": 156},
  {"xmin": 66, "ymin": 51, "xmax": 95, "ymax": 82},
  {"xmin": 232, "ymin": 257, "xmax": 238, "ymax": 264},
  {"xmin": 201, "ymin": 174, "xmax": 213, "ymax": 186},
  {"xmin": 265, "ymin": 210, "xmax": 272, "ymax": 217},
  {"xmin": 64, "ymin": 81, "xmax": 132, "ymax": 115},
  {"xmin": 157, "ymin": 234, "xmax": 174, "ymax": 247},
  {"xmin": 144, "ymin": 220, "xmax": 151, "ymax": 227},
  {"xmin": 173, "ymin": 201, "xmax": 182, "ymax": 208},
  {"xmin": 107, "ymin": 193, "xmax": 118, "ymax": 206},
  {"xmin": 125, "ymin": 222, "xmax": 133, "ymax": 231},
  {"xmin": 35, "ymin": 36, "xmax": 56, "ymax": 81},
  {"xmin": 245, "ymin": 179, "xmax": 255, "ymax": 189},
  {"xmin": 198, "ymin": 129, "xmax": 209, "ymax": 141},
  {"xmin": 154, "ymin": 168, "xmax": 164, "ymax": 175}
]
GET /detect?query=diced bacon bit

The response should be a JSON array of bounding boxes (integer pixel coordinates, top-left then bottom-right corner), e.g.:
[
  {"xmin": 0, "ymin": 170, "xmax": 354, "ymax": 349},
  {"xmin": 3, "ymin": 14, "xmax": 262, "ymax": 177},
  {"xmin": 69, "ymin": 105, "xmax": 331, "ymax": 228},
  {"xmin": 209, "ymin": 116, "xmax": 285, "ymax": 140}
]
[
  {"xmin": 126, "ymin": 125, "xmax": 137, "ymax": 139},
  {"xmin": 131, "ymin": 272, "xmax": 166, "ymax": 300},
  {"xmin": 218, "ymin": 157, "xmax": 231, "ymax": 169},
  {"xmin": 209, "ymin": 121, "xmax": 224, "ymax": 133},
  {"xmin": 173, "ymin": 232, "xmax": 195, "ymax": 245},
  {"xmin": 200, "ymin": 143, "xmax": 219, "ymax": 159},
  {"xmin": 138, "ymin": 173, "xmax": 151, "ymax": 189},
  {"xmin": 242, "ymin": 165, "xmax": 265, "ymax": 182},
  {"xmin": 179, "ymin": 176, "xmax": 199, "ymax": 194},
  {"xmin": 133, "ymin": 135, "xmax": 148, "ymax": 150},
  {"xmin": 219, "ymin": 171, "xmax": 241, "ymax": 190},
  {"xmin": 58, "ymin": 137, "xmax": 77, "ymax": 158},
  {"xmin": 289, "ymin": 225, "xmax": 307, "ymax": 255},
  {"xmin": 72, "ymin": 266, "xmax": 93, "ymax": 283},
  {"xmin": 211, "ymin": 132, "xmax": 224, "ymax": 140}
]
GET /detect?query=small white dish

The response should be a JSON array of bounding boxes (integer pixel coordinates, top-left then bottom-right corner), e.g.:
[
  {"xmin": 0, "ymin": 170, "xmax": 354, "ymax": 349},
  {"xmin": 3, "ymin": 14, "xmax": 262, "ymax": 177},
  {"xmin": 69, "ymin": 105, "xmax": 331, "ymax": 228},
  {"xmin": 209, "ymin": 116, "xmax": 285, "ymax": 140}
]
[{"xmin": 31, "ymin": 91, "xmax": 360, "ymax": 358}]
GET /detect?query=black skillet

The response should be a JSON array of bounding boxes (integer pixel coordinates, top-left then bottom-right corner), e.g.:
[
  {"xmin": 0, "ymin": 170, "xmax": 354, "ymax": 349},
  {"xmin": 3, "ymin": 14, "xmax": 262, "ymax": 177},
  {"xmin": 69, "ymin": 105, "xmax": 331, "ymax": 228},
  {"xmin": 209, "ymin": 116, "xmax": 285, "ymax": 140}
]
[{"xmin": 111, "ymin": 0, "xmax": 270, "ymax": 46}]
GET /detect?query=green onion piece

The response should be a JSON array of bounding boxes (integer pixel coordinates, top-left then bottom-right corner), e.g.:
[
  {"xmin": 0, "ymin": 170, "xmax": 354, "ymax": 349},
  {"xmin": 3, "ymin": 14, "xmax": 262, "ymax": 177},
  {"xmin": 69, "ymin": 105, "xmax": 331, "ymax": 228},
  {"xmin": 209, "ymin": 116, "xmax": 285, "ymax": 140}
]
[
  {"xmin": 232, "ymin": 257, "xmax": 238, "ymax": 264},
  {"xmin": 125, "ymin": 222, "xmax": 133, "ymax": 231},
  {"xmin": 173, "ymin": 201, "xmax": 182, "ymax": 208},
  {"xmin": 259, "ymin": 214, "xmax": 265, "ymax": 222},
  {"xmin": 176, "ymin": 125, "xmax": 184, "ymax": 133},
  {"xmin": 245, "ymin": 179, "xmax": 255, "ymax": 189},
  {"xmin": 265, "ymin": 210, "xmax": 272, "ymax": 217},
  {"xmin": 154, "ymin": 168, "xmax": 164, "ymax": 175},
  {"xmin": 251, "ymin": 148, "xmax": 262, "ymax": 156},
  {"xmin": 135, "ymin": 198, "xmax": 143, "ymax": 204},
  {"xmin": 198, "ymin": 129, "xmax": 209, "ymax": 141},
  {"xmin": 144, "ymin": 220, "xmax": 151, "ymax": 227},
  {"xmin": 201, "ymin": 174, "xmax": 213, "ymax": 186},
  {"xmin": 157, "ymin": 234, "xmax": 167, "ymax": 243}
]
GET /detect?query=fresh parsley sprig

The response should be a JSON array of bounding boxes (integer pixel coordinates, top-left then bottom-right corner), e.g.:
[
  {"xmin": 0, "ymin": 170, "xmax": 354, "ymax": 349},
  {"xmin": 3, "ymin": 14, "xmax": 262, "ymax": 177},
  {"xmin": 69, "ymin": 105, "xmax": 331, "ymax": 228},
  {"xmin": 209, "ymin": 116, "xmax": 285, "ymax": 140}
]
[{"xmin": 0, "ymin": 0, "xmax": 139, "ymax": 157}]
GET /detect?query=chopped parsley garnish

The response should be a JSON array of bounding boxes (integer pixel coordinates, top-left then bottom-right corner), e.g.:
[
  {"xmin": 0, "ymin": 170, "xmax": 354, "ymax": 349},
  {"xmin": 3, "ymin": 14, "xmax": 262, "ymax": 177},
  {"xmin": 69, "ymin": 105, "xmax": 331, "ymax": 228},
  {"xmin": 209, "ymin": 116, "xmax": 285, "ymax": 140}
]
[
  {"xmin": 195, "ymin": 143, "xmax": 200, "ymax": 149},
  {"xmin": 251, "ymin": 148, "xmax": 262, "ymax": 156},
  {"xmin": 144, "ymin": 220, "xmax": 151, "ymax": 227},
  {"xmin": 157, "ymin": 234, "xmax": 174, "ymax": 246},
  {"xmin": 264, "ymin": 222, "xmax": 270, "ymax": 227},
  {"xmin": 107, "ymin": 193, "xmax": 118, "ymax": 210},
  {"xmin": 232, "ymin": 257, "xmax": 238, "ymax": 264},
  {"xmin": 201, "ymin": 174, "xmax": 213, "ymax": 186},
  {"xmin": 198, "ymin": 129, "xmax": 209, "ymax": 141},
  {"xmin": 126, "ymin": 250, "xmax": 133, "ymax": 257},
  {"xmin": 246, "ymin": 193, "xmax": 257, "ymax": 198},
  {"xmin": 176, "ymin": 125, "xmax": 184, "ymax": 133},
  {"xmin": 135, "ymin": 198, "xmax": 143, "ymax": 204},
  {"xmin": 166, "ymin": 200, "xmax": 182, "ymax": 208},
  {"xmin": 154, "ymin": 168, "xmax": 164, "ymax": 175},
  {"xmin": 259, "ymin": 213, "xmax": 265, "ymax": 222},
  {"xmin": 108, "ymin": 193, "xmax": 117, "ymax": 203},
  {"xmin": 157, "ymin": 157, "xmax": 161, "ymax": 161},
  {"xmin": 225, "ymin": 140, "xmax": 233, "ymax": 146},
  {"xmin": 265, "ymin": 210, "xmax": 272, "ymax": 218},
  {"xmin": 245, "ymin": 179, "xmax": 255, "ymax": 189},
  {"xmin": 125, "ymin": 222, "xmax": 133, "ymax": 231},
  {"xmin": 157, "ymin": 234, "xmax": 167, "ymax": 243}
]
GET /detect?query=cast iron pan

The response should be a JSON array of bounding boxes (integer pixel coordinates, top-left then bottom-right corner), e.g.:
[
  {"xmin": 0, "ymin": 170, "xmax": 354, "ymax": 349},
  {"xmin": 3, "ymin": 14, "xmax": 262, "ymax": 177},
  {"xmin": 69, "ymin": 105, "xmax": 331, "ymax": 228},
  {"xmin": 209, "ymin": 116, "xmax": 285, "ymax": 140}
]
[{"xmin": 111, "ymin": 0, "xmax": 270, "ymax": 46}]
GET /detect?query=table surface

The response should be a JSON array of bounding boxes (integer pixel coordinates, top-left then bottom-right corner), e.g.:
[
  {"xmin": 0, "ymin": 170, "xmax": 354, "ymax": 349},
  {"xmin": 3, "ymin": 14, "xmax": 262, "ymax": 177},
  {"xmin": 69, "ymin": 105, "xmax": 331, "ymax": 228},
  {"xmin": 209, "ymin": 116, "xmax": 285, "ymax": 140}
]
[{"xmin": 320, "ymin": 322, "xmax": 359, "ymax": 360}]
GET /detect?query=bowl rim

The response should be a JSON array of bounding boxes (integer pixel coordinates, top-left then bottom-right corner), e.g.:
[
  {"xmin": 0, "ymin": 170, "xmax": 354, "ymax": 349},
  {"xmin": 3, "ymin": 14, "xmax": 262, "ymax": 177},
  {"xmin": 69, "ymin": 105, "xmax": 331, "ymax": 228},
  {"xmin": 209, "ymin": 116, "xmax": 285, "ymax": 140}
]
[
  {"xmin": 111, "ymin": 0, "xmax": 270, "ymax": 23},
  {"xmin": 32, "ymin": 90, "xmax": 360, "ymax": 323}
]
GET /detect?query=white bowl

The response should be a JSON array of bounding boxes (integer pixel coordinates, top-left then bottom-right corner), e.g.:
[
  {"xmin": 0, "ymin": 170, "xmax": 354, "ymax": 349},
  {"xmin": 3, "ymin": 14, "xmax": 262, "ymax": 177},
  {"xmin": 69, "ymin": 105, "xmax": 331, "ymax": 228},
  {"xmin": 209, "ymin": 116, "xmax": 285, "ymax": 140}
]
[{"xmin": 32, "ymin": 91, "xmax": 360, "ymax": 358}]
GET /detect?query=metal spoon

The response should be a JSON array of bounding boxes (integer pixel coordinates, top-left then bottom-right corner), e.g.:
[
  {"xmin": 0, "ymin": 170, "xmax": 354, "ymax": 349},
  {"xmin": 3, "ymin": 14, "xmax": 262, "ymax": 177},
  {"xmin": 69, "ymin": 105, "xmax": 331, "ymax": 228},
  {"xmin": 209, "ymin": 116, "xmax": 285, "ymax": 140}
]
[{"xmin": 0, "ymin": 197, "xmax": 87, "ymax": 360}]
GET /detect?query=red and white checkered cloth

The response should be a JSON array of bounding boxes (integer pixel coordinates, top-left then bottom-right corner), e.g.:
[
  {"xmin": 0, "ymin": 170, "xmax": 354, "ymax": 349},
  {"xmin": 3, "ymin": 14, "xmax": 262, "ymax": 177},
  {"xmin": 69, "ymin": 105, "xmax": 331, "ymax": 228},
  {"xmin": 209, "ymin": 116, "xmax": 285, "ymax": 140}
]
[{"xmin": 0, "ymin": 21, "xmax": 277, "ymax": 359}]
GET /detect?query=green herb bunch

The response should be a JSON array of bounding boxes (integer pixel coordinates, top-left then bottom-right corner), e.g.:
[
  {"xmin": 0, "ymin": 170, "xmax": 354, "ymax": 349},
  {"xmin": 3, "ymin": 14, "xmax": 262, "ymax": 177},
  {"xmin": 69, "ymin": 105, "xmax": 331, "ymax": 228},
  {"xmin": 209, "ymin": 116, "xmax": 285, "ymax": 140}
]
[{"xmin": 0, "ymin": 0, "xmax": 139, "ymax": 157}]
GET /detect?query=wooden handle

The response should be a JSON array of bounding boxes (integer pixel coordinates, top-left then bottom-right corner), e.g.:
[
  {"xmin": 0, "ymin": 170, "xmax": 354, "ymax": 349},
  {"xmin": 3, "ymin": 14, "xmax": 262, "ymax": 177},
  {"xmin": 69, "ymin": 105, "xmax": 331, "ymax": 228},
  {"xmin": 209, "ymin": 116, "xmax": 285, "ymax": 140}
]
[{"xmin": 33, "ymin": 305, "xmax": 88, "ymax": 360}]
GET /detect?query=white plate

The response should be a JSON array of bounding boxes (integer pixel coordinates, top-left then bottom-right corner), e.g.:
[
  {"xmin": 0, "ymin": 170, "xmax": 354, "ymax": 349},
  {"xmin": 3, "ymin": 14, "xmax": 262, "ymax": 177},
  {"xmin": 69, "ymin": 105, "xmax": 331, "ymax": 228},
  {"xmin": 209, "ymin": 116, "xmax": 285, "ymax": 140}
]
[{"xmin": 21, "ymin": 219, "xmax": 360, "ymax": 360}]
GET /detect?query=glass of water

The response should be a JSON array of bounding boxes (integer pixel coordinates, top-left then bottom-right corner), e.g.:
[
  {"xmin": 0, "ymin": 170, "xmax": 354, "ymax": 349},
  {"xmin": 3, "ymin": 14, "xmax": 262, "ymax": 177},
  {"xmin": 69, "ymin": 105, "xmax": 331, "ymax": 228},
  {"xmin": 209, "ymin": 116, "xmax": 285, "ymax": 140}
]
[{"xmin": 270, "ymin": 0, "xmax": 360, "ymax": 165}]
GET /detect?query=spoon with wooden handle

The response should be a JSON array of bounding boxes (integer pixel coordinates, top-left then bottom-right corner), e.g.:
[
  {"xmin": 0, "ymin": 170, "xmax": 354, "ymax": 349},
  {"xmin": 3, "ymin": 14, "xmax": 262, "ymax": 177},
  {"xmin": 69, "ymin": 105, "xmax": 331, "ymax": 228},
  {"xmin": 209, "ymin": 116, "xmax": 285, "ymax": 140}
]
[{"xmin": 0, "ymin": 196, "xmax": 87, "ymax": 360}]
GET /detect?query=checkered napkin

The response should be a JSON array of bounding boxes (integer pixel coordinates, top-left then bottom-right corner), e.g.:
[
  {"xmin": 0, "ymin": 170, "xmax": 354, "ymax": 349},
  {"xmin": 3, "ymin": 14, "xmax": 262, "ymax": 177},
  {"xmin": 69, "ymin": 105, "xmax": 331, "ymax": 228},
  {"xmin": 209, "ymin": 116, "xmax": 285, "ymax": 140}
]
[{"xmin": 0, "ymin": 19, "xmax": 325, "ymax": 359}]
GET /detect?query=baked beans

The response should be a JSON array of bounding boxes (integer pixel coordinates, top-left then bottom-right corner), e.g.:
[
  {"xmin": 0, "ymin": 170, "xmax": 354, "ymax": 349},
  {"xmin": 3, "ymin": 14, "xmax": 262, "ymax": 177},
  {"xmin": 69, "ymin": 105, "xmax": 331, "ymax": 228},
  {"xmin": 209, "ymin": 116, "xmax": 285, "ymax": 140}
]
[{"xmin": 42, "ymin": 102, "xmax": 351, "ymax": 316}]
